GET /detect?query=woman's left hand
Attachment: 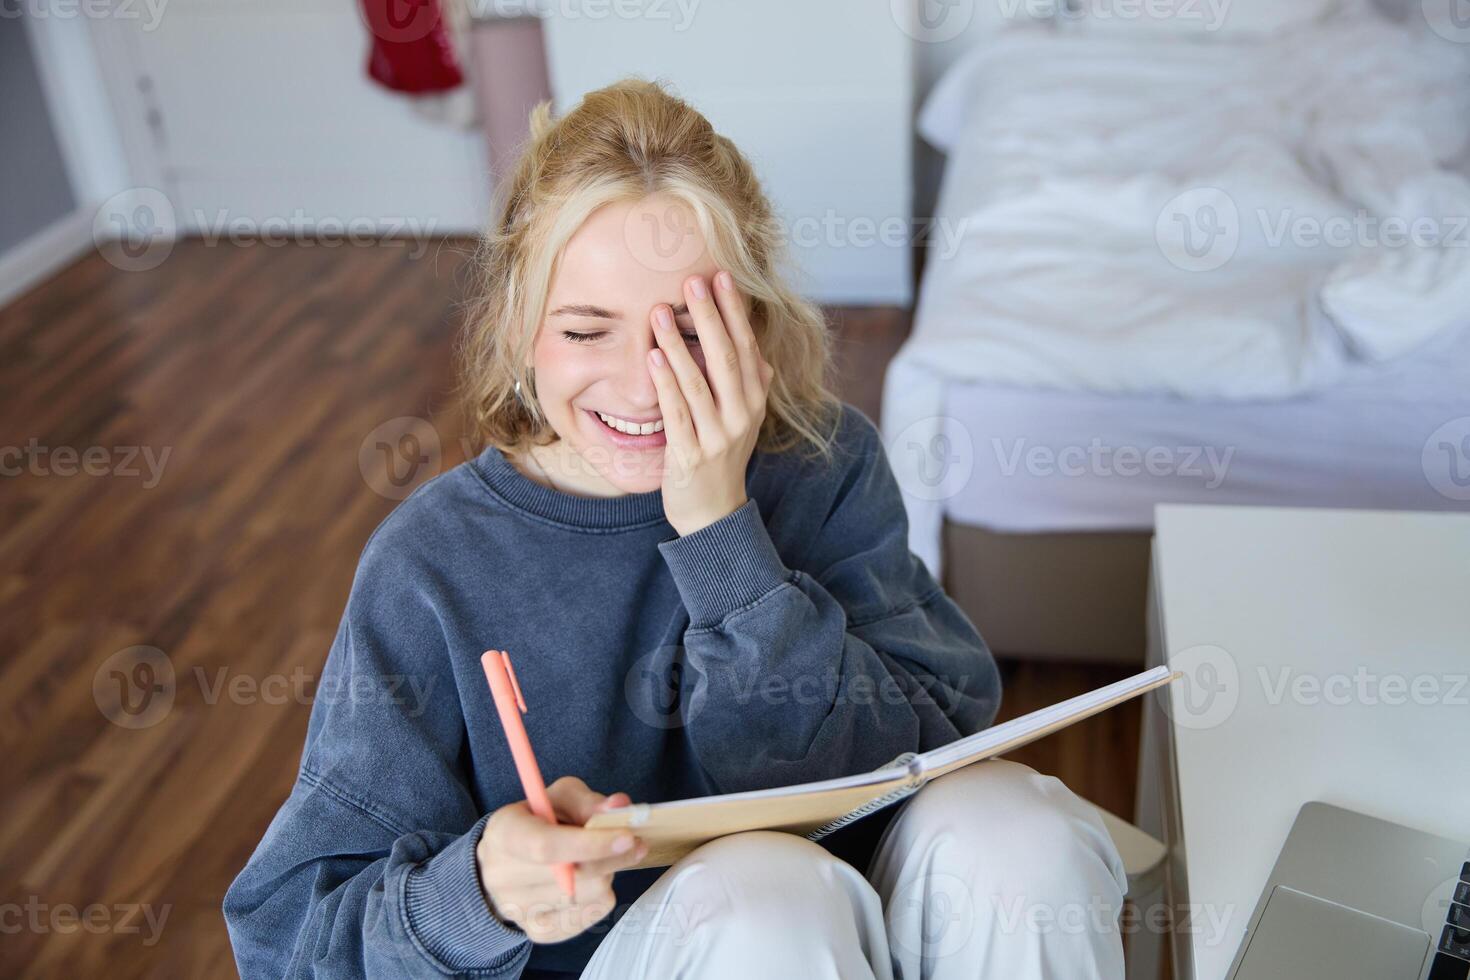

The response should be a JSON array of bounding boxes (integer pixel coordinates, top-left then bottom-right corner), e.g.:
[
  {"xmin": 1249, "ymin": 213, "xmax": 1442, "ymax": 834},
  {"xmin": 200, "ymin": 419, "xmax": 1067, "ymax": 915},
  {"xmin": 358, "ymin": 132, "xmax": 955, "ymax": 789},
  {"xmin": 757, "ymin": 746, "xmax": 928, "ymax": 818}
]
[{"xmin": 647, "ymin": 270, "xmax": 774, "ymax": 536}]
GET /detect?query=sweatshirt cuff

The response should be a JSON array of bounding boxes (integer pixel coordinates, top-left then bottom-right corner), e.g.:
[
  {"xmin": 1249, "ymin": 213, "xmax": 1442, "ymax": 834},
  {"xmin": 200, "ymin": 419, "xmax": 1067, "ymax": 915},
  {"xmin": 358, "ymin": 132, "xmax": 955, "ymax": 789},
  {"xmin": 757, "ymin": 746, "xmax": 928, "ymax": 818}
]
[
  {"xmin": 403, "ymin": 815, "xmax": 531, "ymax": 974},
  {"xmin": 658, "ymin": 498, "xmax": 793, "ymax": 629}
]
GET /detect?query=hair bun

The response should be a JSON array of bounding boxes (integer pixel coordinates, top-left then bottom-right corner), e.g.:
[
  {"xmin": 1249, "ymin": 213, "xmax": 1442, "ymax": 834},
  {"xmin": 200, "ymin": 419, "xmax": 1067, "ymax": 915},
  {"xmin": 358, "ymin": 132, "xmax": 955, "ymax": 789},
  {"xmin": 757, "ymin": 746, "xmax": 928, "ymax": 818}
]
[{"xmin": 527, "ymin": 100, "xmax": 557, "ymax": 143}]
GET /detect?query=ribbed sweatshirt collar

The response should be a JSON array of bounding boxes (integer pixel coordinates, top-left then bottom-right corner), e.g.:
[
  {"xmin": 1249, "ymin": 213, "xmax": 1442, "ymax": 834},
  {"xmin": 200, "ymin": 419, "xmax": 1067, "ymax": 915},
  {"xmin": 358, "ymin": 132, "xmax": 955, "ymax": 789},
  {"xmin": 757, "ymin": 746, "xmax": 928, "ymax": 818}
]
[{"xmin": 471, "ymin": 446, "xmax": 669, "ymax": 530}]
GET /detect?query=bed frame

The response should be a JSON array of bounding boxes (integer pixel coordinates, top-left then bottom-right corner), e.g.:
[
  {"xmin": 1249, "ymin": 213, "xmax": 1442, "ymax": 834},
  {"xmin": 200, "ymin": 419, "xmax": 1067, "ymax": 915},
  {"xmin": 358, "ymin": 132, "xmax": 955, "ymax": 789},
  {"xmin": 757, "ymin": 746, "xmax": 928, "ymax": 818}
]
[{"xmin": 942, "ymin": 521, "xmax": 1151, "ymax": 664}]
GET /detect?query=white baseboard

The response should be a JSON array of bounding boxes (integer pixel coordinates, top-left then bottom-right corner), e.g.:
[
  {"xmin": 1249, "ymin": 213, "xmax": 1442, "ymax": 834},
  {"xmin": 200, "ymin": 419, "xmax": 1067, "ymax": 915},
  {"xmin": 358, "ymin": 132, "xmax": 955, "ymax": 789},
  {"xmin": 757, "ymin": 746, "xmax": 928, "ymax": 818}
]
[{"xmin": 0, "ymin": 208, "xmax": 95, "ymax": 310}]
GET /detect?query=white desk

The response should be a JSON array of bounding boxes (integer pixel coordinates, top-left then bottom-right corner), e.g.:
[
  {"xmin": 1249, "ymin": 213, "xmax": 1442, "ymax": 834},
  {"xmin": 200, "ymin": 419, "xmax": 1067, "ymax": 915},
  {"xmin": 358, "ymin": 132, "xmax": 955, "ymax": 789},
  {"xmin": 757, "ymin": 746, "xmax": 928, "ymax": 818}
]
[{"xmin": 1136, "ymin": 505, "xmax": 1470, "ymax": 980}]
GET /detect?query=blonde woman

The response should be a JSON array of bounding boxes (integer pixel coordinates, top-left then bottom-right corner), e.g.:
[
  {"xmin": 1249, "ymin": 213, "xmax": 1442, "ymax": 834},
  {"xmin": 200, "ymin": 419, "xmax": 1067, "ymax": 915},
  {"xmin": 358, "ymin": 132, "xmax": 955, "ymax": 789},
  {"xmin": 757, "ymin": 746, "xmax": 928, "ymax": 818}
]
[{"xmin": 224, "ymin": 79, "xmax": 1128, "ymax": 979}]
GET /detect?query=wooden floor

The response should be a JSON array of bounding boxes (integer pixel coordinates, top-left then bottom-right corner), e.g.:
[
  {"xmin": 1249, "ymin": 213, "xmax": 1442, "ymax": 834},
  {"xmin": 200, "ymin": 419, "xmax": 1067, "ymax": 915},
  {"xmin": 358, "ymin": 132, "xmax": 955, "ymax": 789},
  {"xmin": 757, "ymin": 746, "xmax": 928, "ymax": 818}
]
[{"xmin": 0, "ymin": 240, "xmax": 1140, "ymax": 977}]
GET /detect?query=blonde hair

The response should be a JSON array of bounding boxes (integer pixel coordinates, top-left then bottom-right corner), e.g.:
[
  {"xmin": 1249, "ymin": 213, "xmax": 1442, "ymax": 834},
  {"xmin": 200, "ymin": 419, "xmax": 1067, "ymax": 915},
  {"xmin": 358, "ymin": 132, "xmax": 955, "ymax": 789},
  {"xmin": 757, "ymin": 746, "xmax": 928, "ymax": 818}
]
[{"xmin": 457, "ymin": 76, "xmax": 842, "ymax": 460}]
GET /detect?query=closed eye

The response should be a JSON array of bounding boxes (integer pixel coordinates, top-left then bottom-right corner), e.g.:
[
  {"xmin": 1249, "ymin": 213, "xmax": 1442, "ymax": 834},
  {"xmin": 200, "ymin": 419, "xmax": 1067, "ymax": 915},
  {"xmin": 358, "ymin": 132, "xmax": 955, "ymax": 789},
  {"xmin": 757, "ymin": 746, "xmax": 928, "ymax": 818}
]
[
  {"xmin": 561, "ymin": 330, "xmax": 607, "ymax": 344},
  {"xmin": 562, "ymin": 329, "xmax": 701, "ymax": 345}
]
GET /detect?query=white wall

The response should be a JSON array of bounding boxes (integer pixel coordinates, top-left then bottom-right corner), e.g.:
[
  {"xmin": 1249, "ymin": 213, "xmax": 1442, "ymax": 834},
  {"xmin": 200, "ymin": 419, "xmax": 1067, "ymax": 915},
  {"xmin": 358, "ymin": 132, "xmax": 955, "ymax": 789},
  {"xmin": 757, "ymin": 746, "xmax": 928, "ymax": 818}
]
[{"xmin": 543, "ymin": 1, "xmax": 914, "ymax": 305}]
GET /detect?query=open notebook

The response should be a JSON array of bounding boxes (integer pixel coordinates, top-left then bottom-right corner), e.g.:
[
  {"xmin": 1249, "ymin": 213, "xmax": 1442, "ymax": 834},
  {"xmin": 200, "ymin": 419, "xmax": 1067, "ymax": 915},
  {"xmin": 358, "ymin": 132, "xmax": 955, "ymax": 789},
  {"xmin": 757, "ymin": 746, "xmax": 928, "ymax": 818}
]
[{"xmin": 586, "ymin": 665, "xmax": 1178, "ymax": 869}]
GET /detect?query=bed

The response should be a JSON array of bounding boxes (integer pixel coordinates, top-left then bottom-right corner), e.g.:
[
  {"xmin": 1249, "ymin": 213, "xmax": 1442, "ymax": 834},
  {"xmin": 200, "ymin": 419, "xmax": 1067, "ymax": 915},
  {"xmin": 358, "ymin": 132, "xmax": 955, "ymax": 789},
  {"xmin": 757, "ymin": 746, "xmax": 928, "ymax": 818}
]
[{"xmin": 881, "ymin": 0, "xmax": 1470, "ymax": 662}]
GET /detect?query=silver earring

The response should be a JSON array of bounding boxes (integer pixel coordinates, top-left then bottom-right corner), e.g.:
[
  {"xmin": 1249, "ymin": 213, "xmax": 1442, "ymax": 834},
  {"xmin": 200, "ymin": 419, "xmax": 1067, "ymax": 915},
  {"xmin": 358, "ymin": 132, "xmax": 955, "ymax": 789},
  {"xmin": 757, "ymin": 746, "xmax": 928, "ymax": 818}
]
[{"xmin": 514, "ymin": 380, "xmax": 521, "ymax": 397}]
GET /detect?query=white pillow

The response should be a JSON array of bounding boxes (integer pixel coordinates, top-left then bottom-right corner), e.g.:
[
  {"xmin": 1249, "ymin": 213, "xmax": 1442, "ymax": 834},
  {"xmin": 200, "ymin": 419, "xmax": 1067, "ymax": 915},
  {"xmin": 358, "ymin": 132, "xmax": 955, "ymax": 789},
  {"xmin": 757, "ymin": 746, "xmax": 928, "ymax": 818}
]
[{"xmin": 917, "ymin": 0, "xmax": 1351, "ymax": 152}]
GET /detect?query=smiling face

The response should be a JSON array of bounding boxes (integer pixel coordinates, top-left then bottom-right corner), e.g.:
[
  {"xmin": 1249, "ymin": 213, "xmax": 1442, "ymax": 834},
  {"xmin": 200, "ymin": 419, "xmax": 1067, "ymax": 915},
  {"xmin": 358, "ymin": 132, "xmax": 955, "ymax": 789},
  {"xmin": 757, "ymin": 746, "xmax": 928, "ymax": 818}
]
[{"xmin": 527, "ymin": 194, "xmax": 716, "ymax": 495}]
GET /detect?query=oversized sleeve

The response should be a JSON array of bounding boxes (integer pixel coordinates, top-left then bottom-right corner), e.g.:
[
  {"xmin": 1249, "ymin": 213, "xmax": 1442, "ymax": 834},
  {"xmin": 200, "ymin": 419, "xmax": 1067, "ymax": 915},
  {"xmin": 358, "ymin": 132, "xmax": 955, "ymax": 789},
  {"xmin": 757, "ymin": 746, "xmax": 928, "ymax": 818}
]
[
  {"xmin": 656, "ymin": 408, "xmax": 1003, "ymax": 794},
  {"xmin": 222, "ymin": 528, "xmax": 532, "ymax": 978}
]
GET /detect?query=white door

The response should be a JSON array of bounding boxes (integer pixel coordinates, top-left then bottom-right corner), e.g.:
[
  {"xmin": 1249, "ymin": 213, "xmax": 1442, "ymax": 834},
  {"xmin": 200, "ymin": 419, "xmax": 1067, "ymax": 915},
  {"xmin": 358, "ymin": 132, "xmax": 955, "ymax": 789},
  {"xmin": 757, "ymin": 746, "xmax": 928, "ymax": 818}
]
[{"xmin": 88, "ymin": 0, "xmax": 491, "ymax": 236}]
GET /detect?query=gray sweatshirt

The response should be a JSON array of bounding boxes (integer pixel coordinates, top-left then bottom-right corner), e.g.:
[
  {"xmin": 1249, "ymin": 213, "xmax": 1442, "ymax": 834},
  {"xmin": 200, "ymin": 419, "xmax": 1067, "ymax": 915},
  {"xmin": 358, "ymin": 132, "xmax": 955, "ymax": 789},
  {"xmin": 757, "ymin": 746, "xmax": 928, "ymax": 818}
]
[{"xmin": 223, "ymin": 403, "xmax": 1002, "ymax": 978}]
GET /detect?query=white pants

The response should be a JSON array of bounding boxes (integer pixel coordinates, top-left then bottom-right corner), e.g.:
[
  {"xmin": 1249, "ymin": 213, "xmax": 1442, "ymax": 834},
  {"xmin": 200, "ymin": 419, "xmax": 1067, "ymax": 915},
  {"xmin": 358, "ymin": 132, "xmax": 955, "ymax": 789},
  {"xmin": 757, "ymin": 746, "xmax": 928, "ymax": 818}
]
[{"xmin": 579, "ymin": 760, "xmax": 1129, "ymax": 979}]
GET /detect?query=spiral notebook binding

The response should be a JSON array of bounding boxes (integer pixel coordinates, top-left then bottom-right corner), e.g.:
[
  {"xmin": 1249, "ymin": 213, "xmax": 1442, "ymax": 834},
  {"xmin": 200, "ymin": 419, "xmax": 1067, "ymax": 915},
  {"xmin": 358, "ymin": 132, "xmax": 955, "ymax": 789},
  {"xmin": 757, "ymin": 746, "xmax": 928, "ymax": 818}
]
[{"xmin": 804, "ymin": 752, "xmax": 925, "ymax": 842}]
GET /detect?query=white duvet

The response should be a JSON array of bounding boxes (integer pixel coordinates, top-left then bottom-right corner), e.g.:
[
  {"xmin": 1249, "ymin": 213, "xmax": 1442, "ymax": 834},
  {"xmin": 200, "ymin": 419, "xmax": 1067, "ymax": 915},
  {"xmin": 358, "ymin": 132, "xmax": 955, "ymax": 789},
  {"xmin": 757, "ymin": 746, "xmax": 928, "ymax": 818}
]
[
  {"xmin": 883, "ymin": 0, "xmax": 1470, "ymax": 572},
  {"xmin": 898, "ymin": 0, "xmax": 1470, "ymax": 398}
]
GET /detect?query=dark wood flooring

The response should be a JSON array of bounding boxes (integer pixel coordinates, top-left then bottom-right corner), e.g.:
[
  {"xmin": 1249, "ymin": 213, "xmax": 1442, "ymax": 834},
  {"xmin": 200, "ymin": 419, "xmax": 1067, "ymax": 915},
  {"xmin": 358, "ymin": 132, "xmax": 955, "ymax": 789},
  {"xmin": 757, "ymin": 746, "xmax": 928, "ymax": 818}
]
[{"xmin": 0, "ymin": 239, "xmax": 1139, "ymax": 977}]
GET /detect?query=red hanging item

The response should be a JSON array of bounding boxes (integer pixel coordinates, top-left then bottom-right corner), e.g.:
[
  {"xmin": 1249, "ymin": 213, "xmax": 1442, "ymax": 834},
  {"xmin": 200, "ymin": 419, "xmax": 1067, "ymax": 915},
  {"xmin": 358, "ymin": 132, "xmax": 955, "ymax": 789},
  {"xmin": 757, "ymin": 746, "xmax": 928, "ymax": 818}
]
[{"xmin": 359, "ymin": 0, "xmax": 465, "ymax": 94}]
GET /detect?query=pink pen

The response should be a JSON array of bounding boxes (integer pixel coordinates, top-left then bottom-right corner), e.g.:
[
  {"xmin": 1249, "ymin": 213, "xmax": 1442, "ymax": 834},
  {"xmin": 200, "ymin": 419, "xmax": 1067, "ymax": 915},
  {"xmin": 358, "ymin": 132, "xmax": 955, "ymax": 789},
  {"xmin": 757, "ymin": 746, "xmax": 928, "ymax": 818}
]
[{"xmin": 481, "ymin": 649, "xmax": 577, "ymax": 899}]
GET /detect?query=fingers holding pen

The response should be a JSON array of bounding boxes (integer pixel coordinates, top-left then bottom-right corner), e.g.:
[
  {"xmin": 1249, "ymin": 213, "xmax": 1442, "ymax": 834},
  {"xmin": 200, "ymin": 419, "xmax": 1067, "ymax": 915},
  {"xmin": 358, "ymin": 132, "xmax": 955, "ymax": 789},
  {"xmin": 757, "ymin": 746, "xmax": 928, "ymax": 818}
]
[
  {"xmin": 479, "ymin": 794, "xmax": 648, "ymax": 942},
  {"xmin": 494, "ymin": 803, "xmax": 640, "ymax": 866},
  {"xmin": 547, "ymin": 775, "xmax": 628, "ymax": 825}
]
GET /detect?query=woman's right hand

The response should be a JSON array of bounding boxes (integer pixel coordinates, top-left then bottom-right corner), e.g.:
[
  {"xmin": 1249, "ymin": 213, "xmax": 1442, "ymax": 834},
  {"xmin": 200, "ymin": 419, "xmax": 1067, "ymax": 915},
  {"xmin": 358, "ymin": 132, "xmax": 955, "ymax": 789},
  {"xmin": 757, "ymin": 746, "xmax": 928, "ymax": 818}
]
[{"xmin": 475, "ymin": 776, "xmax": 648, "ymax": 944}]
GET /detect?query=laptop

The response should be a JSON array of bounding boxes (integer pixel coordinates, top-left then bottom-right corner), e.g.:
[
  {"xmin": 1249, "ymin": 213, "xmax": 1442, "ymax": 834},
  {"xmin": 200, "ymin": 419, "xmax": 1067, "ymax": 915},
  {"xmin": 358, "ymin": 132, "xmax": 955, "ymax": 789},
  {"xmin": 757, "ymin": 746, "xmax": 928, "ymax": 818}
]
[{"xmin": 1226, "ymin": 802, "xmax": 1470, "ymax": 980}]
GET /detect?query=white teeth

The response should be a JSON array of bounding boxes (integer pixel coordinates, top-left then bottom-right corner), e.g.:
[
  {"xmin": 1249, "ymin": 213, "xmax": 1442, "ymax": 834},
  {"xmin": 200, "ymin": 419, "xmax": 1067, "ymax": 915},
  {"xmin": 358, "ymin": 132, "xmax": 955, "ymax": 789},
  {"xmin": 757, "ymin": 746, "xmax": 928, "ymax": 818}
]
[{"xmin": 597, "ymin": 411, "xmax": 664, "ymax": 436}]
